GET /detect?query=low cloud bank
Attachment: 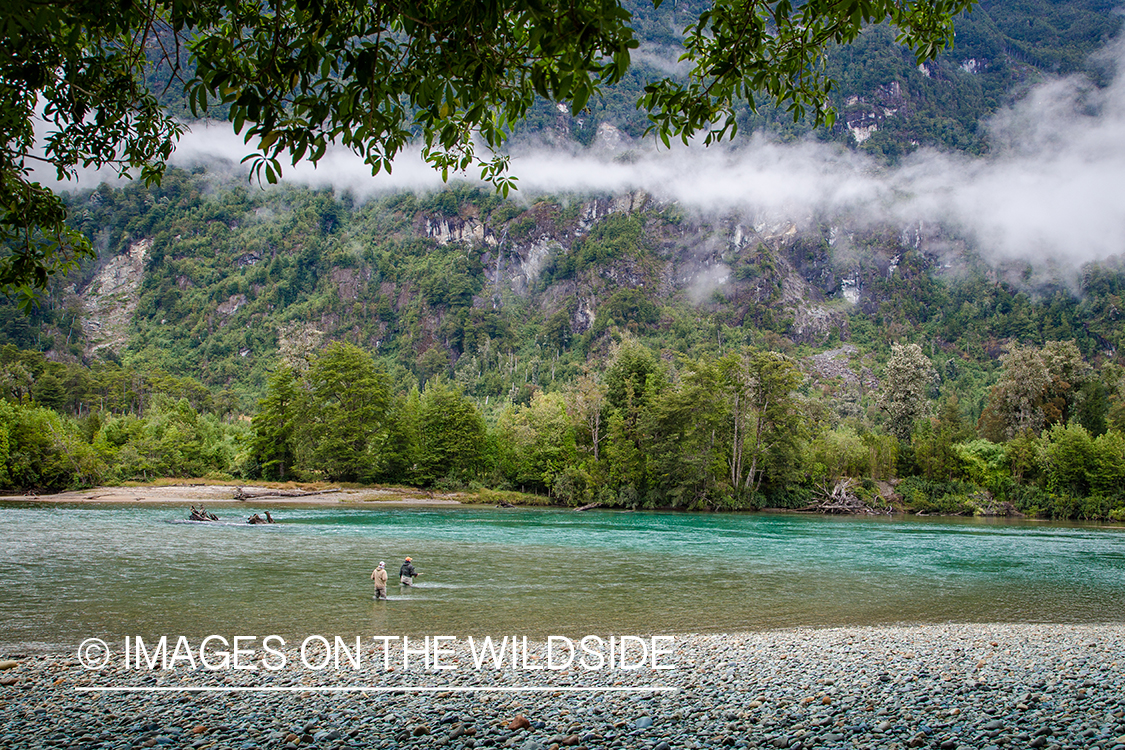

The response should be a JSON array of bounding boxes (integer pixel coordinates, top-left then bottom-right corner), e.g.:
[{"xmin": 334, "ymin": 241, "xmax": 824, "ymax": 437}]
[{"xmin": 41, "ymin": 39, "xmax": 1125, "ymax": 268}]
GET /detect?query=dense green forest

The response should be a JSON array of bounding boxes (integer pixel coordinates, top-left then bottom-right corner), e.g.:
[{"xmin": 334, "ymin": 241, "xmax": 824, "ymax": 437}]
[
  {"xmin": 2, "ymin": 168, "xmax": 1124, "ymax": 521},
  {"xmin": 2, "ymin": 0, "xmax": 1124, "ymax": 519}
]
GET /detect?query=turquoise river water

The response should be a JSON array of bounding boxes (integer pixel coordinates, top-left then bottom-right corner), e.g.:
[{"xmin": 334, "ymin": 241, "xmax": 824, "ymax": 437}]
[{"xmin": 1, "ymin": 503, "xmax": 1124, "ymax": 652}]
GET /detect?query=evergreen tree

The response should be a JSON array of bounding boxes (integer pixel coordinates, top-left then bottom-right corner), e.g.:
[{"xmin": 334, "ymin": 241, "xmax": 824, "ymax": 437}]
[
  {"xmin": 643, "ymin": 355, "xmax": 727, "ymax": 508},
  {"xmin": 251, "ymin": 366, "xmax": 298, "ymax": 480},
  {"xmin": 721, "ymin": 348, "xmax": 807, "ymax": 496},
  {"xmin": 32, "ymin": 371, "xmax": 67, "ymax": 411},
  {"xmin": 979, "ymin": 344, "xmax": 1052, "ymax": 441},
  {"xmin": 878, "ymin": 343, "xmax": 936, "ymax": 442},
  {"xmin": 294, "ymin": 342, "xmax": 392, "ymax": 482},
  {"xmin": 416, "ymin": 378, "xmax": 488, "ymax": 486}
]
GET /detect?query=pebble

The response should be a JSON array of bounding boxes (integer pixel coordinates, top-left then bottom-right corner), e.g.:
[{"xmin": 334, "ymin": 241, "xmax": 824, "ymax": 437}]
[{"xmin": 3, "ymin": 624, "xmax": 1124, "ymax": 750}]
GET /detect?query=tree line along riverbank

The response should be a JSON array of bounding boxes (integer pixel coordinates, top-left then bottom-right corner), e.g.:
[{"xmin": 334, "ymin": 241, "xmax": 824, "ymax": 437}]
[{"xmin": 2, "ymin": 337, "xmax": 1124, "ymax": 521}]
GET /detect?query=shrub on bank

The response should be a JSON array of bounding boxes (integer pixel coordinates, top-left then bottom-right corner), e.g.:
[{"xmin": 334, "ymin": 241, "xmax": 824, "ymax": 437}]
[
  {"xmin": 0, "ymin": 400, "xmax": 105, "ymax": 491},
  {"xmin": 898, "ymin": 477, "xmax": 984, "ymax": 515}
]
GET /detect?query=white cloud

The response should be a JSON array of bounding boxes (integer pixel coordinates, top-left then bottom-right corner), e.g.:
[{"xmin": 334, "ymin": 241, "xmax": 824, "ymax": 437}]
[{"xmin": 38, "ymin": 39, "xmax": 1125, "ymax": 268}]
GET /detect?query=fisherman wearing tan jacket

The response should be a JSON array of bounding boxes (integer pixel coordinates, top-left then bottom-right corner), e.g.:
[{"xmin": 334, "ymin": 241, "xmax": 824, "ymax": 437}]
[{"xmin": 371, "ymin": 561, "xmax": 388, "ymax": 600}]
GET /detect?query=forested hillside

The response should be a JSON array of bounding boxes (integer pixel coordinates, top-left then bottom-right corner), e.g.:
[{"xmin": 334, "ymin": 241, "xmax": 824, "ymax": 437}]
[
  {"xmin": 1, "ymin": 0, "xmax": 1123, "ymax": 520},
  {"xmin": 140, "ymin": 0, "xmax": 1122, "ymax": 160},
  {"xmin": 510, "ymin": 0, "xmax": 1123, "ymax": 158},
  {"xmin": 1, "ymin": 169, "xmax": 1123, "ymax": 520}
]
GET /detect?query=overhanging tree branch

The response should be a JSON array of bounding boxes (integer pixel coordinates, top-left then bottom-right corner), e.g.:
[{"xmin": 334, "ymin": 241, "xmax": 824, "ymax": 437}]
[{"xmin": 1, "ymin": 0, "xmax": 975, "ymax": 305}]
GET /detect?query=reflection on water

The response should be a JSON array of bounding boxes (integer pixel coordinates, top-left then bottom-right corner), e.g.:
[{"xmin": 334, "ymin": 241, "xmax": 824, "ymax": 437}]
[{"xmin": 1, "ymin": 503, "xmax": 1123, "ymax": 651}]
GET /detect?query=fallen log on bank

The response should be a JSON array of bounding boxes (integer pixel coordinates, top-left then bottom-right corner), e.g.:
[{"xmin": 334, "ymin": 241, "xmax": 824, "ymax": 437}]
[{"xmin": 234, "ymin": 487, "xmax": 341, "ymax": 501}]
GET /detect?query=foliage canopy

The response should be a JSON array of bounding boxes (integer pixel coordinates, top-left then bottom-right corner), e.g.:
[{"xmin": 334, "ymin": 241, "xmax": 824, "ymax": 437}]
[{"xmin": 2, "ymin": 0, "xmax": 974, "ymax": 301}]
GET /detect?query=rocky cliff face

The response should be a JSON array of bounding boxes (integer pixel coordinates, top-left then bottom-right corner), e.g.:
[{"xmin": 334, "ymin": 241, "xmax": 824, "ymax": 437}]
[
  {"xmin": 412, "ymin": 192, "xmax": 933, "ymax": 346},
  {"xmin": 69, "ymin": 188, "xmax": 950, "ymax": 374},
  {"xmin": 77, "ymin": 238, "xmax": 150, "ymax": 356}
]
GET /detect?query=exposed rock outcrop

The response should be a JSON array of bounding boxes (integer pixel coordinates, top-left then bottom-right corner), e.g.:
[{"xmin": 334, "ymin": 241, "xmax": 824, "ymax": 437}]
[{"xmin": 78, "ymin": 238, "xmax": 150, "ymax": 356}]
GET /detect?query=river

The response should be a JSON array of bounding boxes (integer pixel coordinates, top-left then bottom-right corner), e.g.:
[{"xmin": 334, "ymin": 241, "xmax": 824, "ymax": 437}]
[{"xmin": 2, "ymin": 503, "xmax": 1123, "ymax": 652}]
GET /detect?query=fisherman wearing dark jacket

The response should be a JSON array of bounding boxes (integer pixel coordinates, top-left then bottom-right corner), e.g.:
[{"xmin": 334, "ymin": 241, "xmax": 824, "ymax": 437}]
[{"xmin": 399, "ymin": 557, "xmax": 418, "ymax": 586}]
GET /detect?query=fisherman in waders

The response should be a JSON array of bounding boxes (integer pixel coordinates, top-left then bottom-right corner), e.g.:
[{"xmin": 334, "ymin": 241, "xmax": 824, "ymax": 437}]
[
  {"xmin": 399, "ymin": 557, "xmax": 419, "ymax": 586},
  {"xmin": 371, "ymin": 561, "xmax": 388, "ymax": 600}
]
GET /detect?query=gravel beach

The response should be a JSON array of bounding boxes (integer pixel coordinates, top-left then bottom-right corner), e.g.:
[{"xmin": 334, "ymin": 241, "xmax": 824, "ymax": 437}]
[{"xmin": 3, "ymin": 624, "xmax": 1124, "ymax": 750}]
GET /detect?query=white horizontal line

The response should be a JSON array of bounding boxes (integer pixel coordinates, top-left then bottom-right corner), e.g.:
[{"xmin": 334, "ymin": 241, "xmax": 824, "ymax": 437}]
[{"xmin": 75, "ymin": 685, "xmax": 678, "ymax": 693}]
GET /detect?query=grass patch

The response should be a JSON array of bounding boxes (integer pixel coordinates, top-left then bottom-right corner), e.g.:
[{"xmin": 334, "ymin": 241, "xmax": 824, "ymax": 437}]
[{"xmin": 475, "ymin": 488, "xmax": 556, "ymax": 507}]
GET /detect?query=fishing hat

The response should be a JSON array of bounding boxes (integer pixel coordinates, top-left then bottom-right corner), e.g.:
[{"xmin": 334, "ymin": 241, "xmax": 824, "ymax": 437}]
[{"xmin": 405, "ymin": 557, "xmax": 412, "ymax": 561}]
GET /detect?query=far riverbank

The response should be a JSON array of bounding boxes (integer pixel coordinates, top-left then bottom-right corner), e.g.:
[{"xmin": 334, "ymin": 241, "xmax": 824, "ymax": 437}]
[
  {"xmin": 9, "ymin": 483, "xmax": 1125, "ymax": 531},
  {"xmin": 1, "ymin": 482, "xmax": 472, "ymax": 506}
]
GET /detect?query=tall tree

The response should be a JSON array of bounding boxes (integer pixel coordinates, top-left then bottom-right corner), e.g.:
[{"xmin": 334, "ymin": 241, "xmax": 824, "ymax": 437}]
[
  {"xmin": 293, "ymin": 341, "xmax": 391, "ymax": 482},
  {"xmin": 566, "ymin": 371, "xmax": 608, "ymax": 462},
  {"xmin": 979, "ymin": 343, "xmax": 1052, "ymax": 440},
  {"xmin": 644, "ymin": 355, "xmax": 727, "ymax": 507},
  {"xmin": 604, "ymin": 338, "xmax": 660, "ymax": 413},
  {"xmin": 719, "ymin": 348, "xmax": 806, "ymax": 496},
  {"xmin": 878, "ymin": 343, "xmax": 936, "ymax": 442},
  {"xmin": 251, "ymin": 366, "xmax": 298, "ymax": 480},
  {"xmin": 1040, "ymin": 340, "xmax": 1091, "ymax": 426},
  {"xmin": 979, "ymin": 341, "xmax": 1090, "ymax": 441},
  {"xmin": 603, "ymin": 338, "xmax": 663, "ymax": 500},
  {"xmin": 497, "ymin": 390, "xmax": 576, "ymax": 493},
  {"xmin": 416, "ymin": 378, "xmax": 489, "ymax": 486}
]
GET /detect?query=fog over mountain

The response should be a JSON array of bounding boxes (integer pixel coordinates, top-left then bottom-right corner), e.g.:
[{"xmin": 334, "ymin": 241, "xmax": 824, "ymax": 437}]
[{"xmin": 43, "ymin": 39, "xmax": 1125, "ymax": 269}]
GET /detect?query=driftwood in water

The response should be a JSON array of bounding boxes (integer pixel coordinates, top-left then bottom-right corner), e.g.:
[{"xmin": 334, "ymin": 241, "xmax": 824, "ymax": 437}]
[
  {"xmin": 806, "ymin": 478, "xmax": 891, "ymax": 515},
  {"xmin": 234, "ymin": 486, "xmax": 341, "ymax": 501},
  {"xmin": 188, "ymin": 505, "xmax": 219, "ymax": 521},
  {"xmin": 574, "ymin": 501, "xmax": 602, "ymax": 512}
]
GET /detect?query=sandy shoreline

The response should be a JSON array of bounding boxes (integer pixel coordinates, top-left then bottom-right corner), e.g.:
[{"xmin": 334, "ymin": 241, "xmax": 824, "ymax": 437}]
[
  {"xmin": 0, "ymin": 484, "xmax": 468, "ymax": 506},
  {"xmin": 2, "ymin": 624, "xmax": 1124, "ymax": 749}
]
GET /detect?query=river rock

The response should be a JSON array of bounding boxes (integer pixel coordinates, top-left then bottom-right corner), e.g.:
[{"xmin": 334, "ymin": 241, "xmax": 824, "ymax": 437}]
[{"xmin": 6, "ymin": 624, "xmax": 1125, "ymax": 750}]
